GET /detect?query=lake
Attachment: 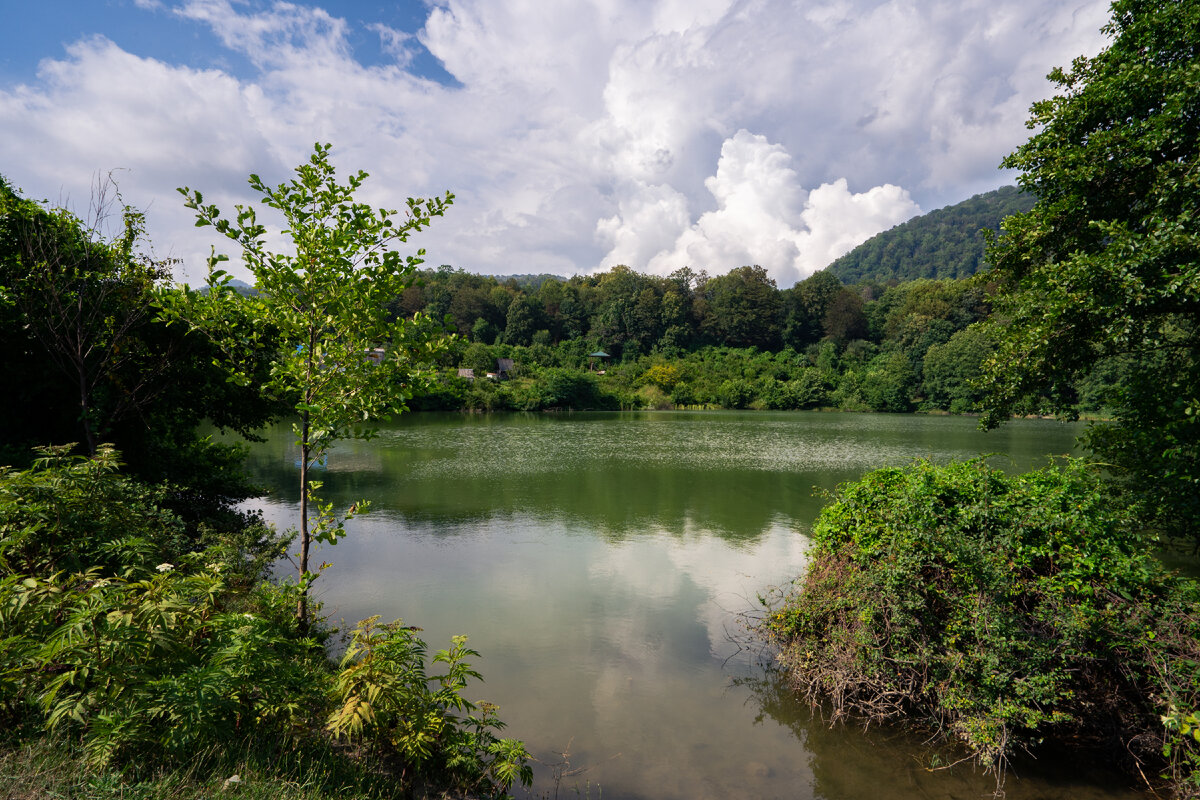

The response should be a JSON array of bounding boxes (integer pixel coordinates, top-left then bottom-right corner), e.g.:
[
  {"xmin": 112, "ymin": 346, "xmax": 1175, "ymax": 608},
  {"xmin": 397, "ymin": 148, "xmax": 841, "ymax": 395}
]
[{"xmin": 239, "ymin": 410, "xmax": 1144, "ymax": 799}]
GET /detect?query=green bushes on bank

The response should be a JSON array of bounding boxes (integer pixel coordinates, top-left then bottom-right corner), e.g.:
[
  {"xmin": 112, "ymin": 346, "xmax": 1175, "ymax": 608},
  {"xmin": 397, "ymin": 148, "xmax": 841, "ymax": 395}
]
[
  {"xmin": 762, "ymin": 459, "xmax": 1200, "ymax": 796},
  {"xmin": 0, "ymin": 447, "xmax": 531, "ymax": 798}
]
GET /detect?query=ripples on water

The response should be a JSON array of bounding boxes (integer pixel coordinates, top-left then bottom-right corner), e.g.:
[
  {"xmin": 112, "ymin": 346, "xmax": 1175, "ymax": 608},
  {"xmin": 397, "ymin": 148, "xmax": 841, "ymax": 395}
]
[{"xmin": 379, "ymin": 413, "xmax": 969, "ymax": 479}]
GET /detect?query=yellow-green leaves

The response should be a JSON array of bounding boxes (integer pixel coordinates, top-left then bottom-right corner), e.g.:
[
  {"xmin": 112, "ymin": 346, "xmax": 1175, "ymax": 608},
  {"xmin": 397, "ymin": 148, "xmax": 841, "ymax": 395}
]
[{"xmin": 326, "ymin": 616, "xmax": 531, "ymax": 794}]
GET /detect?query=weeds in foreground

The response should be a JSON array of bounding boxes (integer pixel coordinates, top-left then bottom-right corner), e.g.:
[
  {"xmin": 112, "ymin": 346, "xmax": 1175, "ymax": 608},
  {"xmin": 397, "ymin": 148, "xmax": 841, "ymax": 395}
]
[{"xmin": 0, "ymin": 736, "xmax": 424, "ymax": 800}]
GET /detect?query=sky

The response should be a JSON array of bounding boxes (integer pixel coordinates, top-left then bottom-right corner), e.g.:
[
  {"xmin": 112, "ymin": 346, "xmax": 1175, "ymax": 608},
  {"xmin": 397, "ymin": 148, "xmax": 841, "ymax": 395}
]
[{"xmin": 0, "ymin": 0, "xmax": 1111, "ymax": 288}]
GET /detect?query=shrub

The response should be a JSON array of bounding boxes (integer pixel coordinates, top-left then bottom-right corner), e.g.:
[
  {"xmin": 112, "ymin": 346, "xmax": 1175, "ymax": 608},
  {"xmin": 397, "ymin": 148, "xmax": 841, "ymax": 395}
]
[
  {"xmin": 462, "ymin": 341, "xmax": 497, "ymax": 375},
  {"xmin": 669, "ymin": 382, "xmax": 698, "ymax": 407},
  {"xmin": 0, "ymin": 445, "xmax": 187, "ymax": 576},
  {"xmin": 716, "ymin": 378, "xmax": 755, "ymax": 409},
  {"xmin": 0, "ymin": 448, "xmax": 318, "ymax": 764},
  {"xmin": 408, "ymin": 373, "xmax": 471, "ymax": 411},
  {"xmin": 922, "ymin": 325, "xmax": 993, "ymax": 412},
  {"xmin": 535, "ymin": 368, "xmax": 609, "ymax": 409},
  {"xmin": 830, "ymin": 370, "xmax": 868, "ymax": 411},
  {"xmin": 463, "ymin": 382, "xmax": 506, "ymax": 412},
  {"xmin": 762, "ymin": 458, "xmax": 1200, "ymax": 794},
  {"xmin": 3, "ymin": 564, "xmax": 322, "ymax": 767},
  {"xmin": 0, "ymin": 447, "xmax": 532, "ymax": 795},
  {"xmin": 787, "ymin": 369, "xmax": 831, "ymax": 409},
  {"xmin": 639, "ymin": 363, "xmax": 682, "ymax": 391},
  {"xmin": 755, "ymin": 378, "xmax": 794, "ymax": 410},
  {"xmin": 328, "ymin": 617, "xmax": 532, "ymax": 795},
  {"xmin": 635, "ymin": 384, "xmax": 673, "ymax": 410},
  {"xmin": 859, "ymin": 350, "xmax": 917, "ymax": 412}
]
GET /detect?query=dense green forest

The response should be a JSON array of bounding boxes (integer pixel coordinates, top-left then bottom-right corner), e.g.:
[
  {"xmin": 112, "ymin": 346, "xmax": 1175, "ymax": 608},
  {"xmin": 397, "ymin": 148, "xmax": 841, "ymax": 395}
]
[
  {"xmin": 177, "ymin": 183, "xmax": 1048, "ymax": 421},
  {"xmin": 360, "ymin": 187, "xmax": 1041, "ymax": 418},
  {"xmin": 824, "ymin": 185, "xmax": 1034, "ymax": 283},
  {"xmin": 383, "ymin": 263, "xmax": 1070, "ymax": 420}
]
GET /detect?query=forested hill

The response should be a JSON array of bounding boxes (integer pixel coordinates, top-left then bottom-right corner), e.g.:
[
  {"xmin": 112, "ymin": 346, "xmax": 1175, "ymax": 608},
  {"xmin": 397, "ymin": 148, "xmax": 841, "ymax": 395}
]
[{"xmin": 824, "ymin": 185, "xmax": 1034, "ymax": 284}]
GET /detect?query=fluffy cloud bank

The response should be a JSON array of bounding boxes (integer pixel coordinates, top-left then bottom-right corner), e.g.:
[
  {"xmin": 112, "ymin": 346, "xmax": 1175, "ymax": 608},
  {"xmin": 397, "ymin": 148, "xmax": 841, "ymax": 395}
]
[
  {"xmin": 0, "ymin": 0, "xmax": 1109, "ymax": 286},
  {"xmin": 600, "ymin": 130, "xmax": 920, "ymax": 286}
]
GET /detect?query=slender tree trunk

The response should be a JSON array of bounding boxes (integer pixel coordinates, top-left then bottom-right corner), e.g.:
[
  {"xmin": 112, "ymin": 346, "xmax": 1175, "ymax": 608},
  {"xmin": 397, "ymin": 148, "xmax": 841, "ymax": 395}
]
[
  {"xmin": 74, "ymin": 286, "xmax": 97, "ymax": 456},
  {"xmin": 298, "ymin": 410, "xmax": 311, "ymax": 631},
  {"xmin": 78, "ymin": 372, "xmax": 97, "ymax": 456}
]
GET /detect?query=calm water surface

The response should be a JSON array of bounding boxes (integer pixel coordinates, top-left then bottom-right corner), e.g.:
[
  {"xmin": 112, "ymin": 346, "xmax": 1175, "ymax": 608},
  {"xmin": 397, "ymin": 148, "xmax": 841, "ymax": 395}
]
[{"xmin": 240, "ymin": 411, "xmax": 1144, "ymax": 800}]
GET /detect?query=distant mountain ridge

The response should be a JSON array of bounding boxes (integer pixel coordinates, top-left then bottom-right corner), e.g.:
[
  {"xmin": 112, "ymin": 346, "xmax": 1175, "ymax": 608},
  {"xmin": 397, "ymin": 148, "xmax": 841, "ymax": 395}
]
[{"xmin": 825, "ymin": 185, "xmax": 1034, "ymax": 284}]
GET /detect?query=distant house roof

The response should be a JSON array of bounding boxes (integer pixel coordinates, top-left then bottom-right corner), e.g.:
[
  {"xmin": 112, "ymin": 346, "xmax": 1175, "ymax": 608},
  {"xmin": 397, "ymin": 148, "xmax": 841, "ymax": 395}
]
[
  {"xmin": 496, "ymin": 358, "xmax": 515, "ymax": 375},
  {"xmin": 589, "ymin": 351, "xmax": 610, "ymax": 358},
  {"xmin": 457, "ymin": 368, "xmax": 475, "ymax": 379}
]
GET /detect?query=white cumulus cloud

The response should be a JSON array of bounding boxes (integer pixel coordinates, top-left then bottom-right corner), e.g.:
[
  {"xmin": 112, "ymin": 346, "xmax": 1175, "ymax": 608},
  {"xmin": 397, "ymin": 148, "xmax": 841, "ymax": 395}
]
[{"xmin": 609, "ymin": 131, "xmax": 919, "ymax": 284}]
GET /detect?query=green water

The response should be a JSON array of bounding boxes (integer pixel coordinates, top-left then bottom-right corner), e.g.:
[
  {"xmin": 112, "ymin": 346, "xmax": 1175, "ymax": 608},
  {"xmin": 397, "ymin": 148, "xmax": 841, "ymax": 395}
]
[{"xmin": 240, "ymin": 411, "xmax": 1144, "ymax": 799}]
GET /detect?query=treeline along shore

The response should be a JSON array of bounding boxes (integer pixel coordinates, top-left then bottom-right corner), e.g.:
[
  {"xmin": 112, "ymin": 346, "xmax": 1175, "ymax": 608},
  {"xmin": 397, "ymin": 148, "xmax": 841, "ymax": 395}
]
[{"xmin": 387, "ymin": 262, "xmax": 1090, "ymax": 416}]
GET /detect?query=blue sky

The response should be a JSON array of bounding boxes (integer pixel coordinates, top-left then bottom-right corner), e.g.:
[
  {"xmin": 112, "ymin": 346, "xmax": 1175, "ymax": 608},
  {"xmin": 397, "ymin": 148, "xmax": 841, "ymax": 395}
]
[
  {"xmin": 1, "ymin": 2, "xmax": 453, "ymax": 84},
  {"xmin": 0, "ymin": 0, "xmax": 1111, "ymax": 286}
]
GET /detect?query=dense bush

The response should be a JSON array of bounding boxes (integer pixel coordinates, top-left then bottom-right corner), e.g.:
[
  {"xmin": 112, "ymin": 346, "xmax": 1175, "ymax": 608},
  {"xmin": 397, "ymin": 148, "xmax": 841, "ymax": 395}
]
[
  {"xmin": 762, "ymin": 459, "xmax": 1200, "ymax": 795},
  {"xmin": 0, "ymin": 448, "xmax": 531, "ymax": 798},
  {"xmin": 0, "ymin": 177, "xmax": 279, "ymax": 522},
  {"xmin": 531, "ymin": 368, "xmax": 613, "ymax": 410},
  {"xmin": 328, "ymin": 618, "xmax": 532, "ymax": 793},
  {"xmin": 922, "ymin": 325, "xmax": 995, "ymax": 412}
]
